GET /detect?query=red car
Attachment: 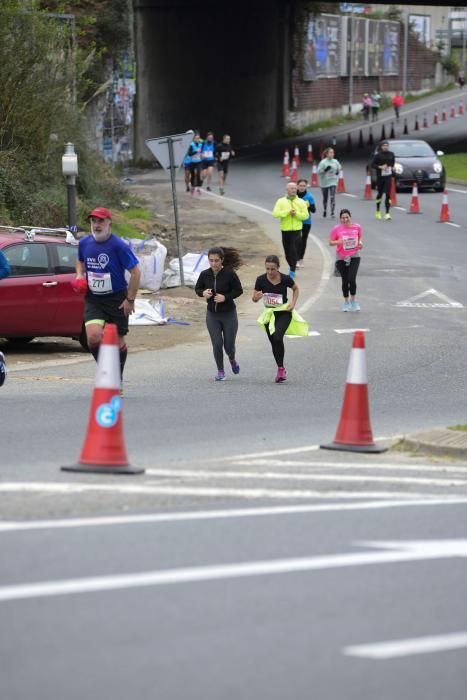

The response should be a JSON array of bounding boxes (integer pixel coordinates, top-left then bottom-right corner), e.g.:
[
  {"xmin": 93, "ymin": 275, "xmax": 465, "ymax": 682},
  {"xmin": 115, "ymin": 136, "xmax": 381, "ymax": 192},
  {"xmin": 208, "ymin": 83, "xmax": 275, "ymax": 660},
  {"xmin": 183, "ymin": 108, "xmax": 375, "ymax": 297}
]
[{"xmin": 0, "ymin": 228, "xmax": 87, "ymax": 348}]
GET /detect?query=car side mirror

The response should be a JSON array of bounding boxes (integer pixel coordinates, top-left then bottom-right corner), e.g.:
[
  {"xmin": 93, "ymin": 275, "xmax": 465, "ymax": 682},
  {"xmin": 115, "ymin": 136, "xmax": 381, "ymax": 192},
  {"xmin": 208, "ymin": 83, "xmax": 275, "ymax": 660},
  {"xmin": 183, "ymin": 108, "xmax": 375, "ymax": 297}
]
[{"xmin": 436, "ymin": 150, "xmax": 444, "ymax": 157}]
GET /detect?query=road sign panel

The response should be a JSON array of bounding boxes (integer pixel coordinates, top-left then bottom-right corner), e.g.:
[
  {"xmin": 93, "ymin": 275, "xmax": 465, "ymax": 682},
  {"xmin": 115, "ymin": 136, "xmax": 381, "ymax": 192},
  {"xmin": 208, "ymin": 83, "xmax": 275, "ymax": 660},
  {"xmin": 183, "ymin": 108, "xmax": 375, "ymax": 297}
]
[{"xmin": 145, "ymin": 132, "xmax": 194, "ymax": 173}]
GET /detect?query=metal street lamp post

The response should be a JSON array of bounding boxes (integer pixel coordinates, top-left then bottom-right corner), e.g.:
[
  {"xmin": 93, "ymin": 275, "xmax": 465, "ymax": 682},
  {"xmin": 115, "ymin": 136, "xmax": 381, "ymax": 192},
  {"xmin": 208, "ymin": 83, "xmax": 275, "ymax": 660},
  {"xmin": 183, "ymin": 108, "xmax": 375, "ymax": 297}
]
[{"xmin": 62, "ymin": 142, "xmax": 78, "ymax": 232}]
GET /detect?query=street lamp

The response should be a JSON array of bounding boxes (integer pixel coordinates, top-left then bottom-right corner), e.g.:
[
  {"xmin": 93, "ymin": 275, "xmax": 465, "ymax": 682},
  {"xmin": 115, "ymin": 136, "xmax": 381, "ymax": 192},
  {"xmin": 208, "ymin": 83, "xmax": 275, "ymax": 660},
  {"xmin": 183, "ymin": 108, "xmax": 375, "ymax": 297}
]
[{"xmin": 62, "ymin": 142, "xmax": 78, "ymax": 232}]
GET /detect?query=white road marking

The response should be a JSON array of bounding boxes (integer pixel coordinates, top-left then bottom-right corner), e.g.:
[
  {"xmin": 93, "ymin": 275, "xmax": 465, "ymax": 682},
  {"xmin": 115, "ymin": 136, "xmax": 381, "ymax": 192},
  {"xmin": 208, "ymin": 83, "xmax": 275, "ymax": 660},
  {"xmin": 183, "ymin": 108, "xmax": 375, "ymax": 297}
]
[
  {"xmin": 447, "ymin": 187, "xmax": 467, "ymax": 195},
  {"xmin": 444, "ymin": 222, "xmax": 461, "ymax": 228},
  {"xmin": 144, "ymin": 468, "xmax": 467, "ymax": 487},
  {"xmin": 393, "ymin": 206, "xmax": 406, "ymax": 211},
  {"xmin": 0, "ymin": 482, "xmax": 440, "ymax": 501},
  {"xmin": 286, "ymin": 331, "xmax": 321, "ymax": 338},
  {"xmin": 343, "ymin": 632, "xmax": 467, "ymax": 659},
  {"xmin": 0, "ymin": 499, "xmax": 465, "ymax": 533},
  {"xmin": 334, "ymin": 328, "xmax": 370, "ymax": 334},
  {"xmin": 396, "ymin": 288, "xmax": 464, "ymax": 309},
  {"xmin": 233, "ymin": 458, "xmax": 467, "ymax": 474},
  {"xmin": 0, "ymin": 539, "xmax": 465, "ymax": 602},
  {"xmin": 341, "ymin": 193, "xmax": 358, "ymax": 198}
]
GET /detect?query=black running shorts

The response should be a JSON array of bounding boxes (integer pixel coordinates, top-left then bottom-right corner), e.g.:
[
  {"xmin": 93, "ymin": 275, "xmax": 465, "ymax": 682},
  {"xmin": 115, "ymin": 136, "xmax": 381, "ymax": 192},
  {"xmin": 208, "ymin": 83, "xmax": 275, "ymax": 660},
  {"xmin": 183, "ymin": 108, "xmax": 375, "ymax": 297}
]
[{"xmin": 84, "ymin": 289, "xmax": 129, "ymax": 336}]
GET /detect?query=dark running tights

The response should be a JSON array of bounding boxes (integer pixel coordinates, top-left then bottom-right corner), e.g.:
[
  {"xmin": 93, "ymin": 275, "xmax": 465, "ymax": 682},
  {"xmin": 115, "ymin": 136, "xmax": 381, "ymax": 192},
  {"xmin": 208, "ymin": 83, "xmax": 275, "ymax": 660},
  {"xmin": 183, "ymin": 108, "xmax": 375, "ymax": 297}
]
[
  {"xmin": 336, "ymin": 257, "xmax": 360, "ymax": 298},
  {"xmin": 264, "ymin": 310, "xmax": 292, "ymax": 367},
  {"xmin": 206, "ymin": 309, "xmax": 238, "ymax": 371},
  {"xmin": 376, "ymin": 177, "xmax": 392, "ymax": 212},
  {"xmin": 281, "ymin": 230, "xmax": 301, "ymax": 272},
  {"xmin": 298, "ymin": 223, "xmax": 311, "ymax": 260},
  {"xmin": 322, "ymin": 185, "xmax": 336, "ymax": 214},
  {"xmin": 190, "ymin": 163, "xmax": 202, "ymax": 188}
]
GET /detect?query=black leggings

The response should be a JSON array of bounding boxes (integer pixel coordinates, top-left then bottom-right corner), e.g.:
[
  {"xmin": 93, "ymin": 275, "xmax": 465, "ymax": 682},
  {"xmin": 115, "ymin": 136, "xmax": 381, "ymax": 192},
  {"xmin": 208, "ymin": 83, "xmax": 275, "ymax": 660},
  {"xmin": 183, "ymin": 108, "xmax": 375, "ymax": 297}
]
[
  {"xmin": 336, "ymin": 257, "xmax": 360, "ymax": 298},
  {"xmin": 322, "ymin": 186, "xmax": 336, "ymax": 215},
  {"xmin": 190, "ymin": 162, "xmax": 202, "ymax": 188},
  {"xmin": 298, "ymin": 223, "xmax": 311, "ymax": 260},
  {"xmin": 264, "ymin": 310, "xmax": 292, "ymax": 367},
  {"xmin": 281, "ymin": 230, "xmax": 301, "ymax": 272},
  {"xmin": 376, "ymin": 177, "xmax": 392, "ymax": 212},
  {"xmin": 206, "ymin": 309, "xmax": 238, "ymax": 370}
]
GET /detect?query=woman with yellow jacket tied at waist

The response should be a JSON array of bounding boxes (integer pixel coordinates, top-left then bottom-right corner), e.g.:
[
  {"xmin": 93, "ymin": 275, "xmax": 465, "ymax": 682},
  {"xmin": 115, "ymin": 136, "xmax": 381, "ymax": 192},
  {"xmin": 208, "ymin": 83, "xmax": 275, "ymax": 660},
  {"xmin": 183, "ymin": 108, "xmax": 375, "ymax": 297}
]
[{"xmin": 272, "ymin": 181, "xmax": 309, "ymax": 280}]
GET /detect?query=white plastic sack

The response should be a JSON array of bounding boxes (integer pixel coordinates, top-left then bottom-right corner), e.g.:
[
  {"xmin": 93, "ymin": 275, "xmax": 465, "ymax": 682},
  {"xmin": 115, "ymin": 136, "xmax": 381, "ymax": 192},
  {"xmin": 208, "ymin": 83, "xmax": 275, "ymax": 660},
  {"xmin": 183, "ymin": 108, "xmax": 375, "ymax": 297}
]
[
  {"xmin": 129, "ymin": 298, "xmax": 167, "ymax": 326},
  {"xmin": 161, "ymin": 251, "xmax": 209, "ymax": 288},
  {"xmin": 123, "ymin": 237, "xmax": 167, "ymax": 291}
]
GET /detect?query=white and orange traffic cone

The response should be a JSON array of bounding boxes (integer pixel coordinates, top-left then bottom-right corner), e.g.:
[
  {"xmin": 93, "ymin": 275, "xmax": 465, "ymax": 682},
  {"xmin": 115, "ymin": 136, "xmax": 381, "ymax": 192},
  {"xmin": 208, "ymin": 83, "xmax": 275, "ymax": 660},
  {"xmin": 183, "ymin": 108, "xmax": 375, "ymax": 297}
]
[
  {"xmin": 307, "ymin": 143, "xmax": 313, "ymax": 162},
  {"xmin": 310, "ymin": 161, "xmax": 318, "ymax": 187},
  {"xmin": 337, "ymin": 168, "xmax": 346, "ymax": 193},
  {"xmin": 363, "ymin": 171, "xmax": 373, "ymax": 200},
  {"xmin": 321, "ymin": 331, "xmax": 387, "ymax": 453},
  {"xmin": 62, "ymin": 324, "xmax": 144, "ymax": 474},
  {"xmin": 433, "ymin": 110, "xmax": 439, "ymax": 125},
  {"xmin": 438, "ymin": 189, "xmax": 451, "ymax": 222},
  {"xmin": 422, "ymin": 112, "xmax": 428, "ymax": 128},
  {"xmin": 450, "ymin": 104, "xmax": 456, "ymax": 118},
  {"xmin": 389, "ymin": 175, "xmax": 398, "ymax": 207},
  {"xmin": 408, "ymin": 181, "xmax": 421, "ymax": 214},
  {"xmin": 441, "ymin": 108, "xmax": 447, "ymax": 122},
  {"xmin": 459, "ymin": 100, "xmax": 465, "ymax": 116},
  {"xmin": 289, "ymin": 158, "xmax": 298, "ymax": 182},
  {"xmin": 282, "ymin": 150, "xmax": 290, "ymax": 177},
  {"xmin": 293, "ymin": 145, "xmax": 300, "ymax": 165}
]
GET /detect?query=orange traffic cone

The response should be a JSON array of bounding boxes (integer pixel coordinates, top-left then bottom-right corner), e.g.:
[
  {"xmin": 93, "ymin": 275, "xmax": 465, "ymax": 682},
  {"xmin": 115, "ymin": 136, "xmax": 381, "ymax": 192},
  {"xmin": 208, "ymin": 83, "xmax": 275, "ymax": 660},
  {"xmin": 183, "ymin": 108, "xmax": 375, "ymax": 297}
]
[
  {"xmin": 363, "ymin": 171, "xmax": 373, "ymax": 200},
  {"xmin": 441, "ymin": 108, "xmax": 447, "ymax": 122},
  {"xmin": 310, "ymin": 161, "xmax": 318, "ymax": 187},
  {"xmin": 422, "ymin": 112, "xmax": 428, "ymax": 128},
  {"xmin": 307, "ymin": 144, "xmax": 313, "ymax": 162},
  {"xmin": 459, "ymin": 100, "xmax": 465, "ymax": 116},
  {"xmin": 282, "ymin": 150, "xmax": 290, "ymax": 177},
  {"xmin": 433, "ymin": 110, "xmax": 439, "ymax": 125},
  {"xmin": 337, "ymin": 168, "xmax": 346, "ymax": 193},
  {"xmin": 438, "ymin": 189, "xmax": 451, "ymax": 222},
  {"xmin": 289, "ymin": 159, "xmax": 298, "ymax": 182},
  {"xmin": 321, "ymin": 331, "xmax": 387, "ymax": 453},
  {"xmin": 62, "ymin": 324, "xmax": 144, "ymax": 474},
  {"xmin": 450, "ymin": 104, "xmax": 456, "ymax": 118},
  {"xmin": 389, "ymin": 175, "xmax": 398, "ymax": 207},
  {"xmin": 293, "ymin": 145, "xmax": 300, "ymax": 165},
  {"xmin": 408, "ymin": 181, "xmax": 421, "ymax": 214}
]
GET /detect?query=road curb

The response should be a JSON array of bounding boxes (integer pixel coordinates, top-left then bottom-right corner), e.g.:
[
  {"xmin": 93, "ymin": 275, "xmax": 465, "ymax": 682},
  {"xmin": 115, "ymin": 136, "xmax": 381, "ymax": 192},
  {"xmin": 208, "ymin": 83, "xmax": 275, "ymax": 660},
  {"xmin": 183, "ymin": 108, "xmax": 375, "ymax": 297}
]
[{"xmin": 397, "ymin": 428, "xmax": 467, "ymax": 460}]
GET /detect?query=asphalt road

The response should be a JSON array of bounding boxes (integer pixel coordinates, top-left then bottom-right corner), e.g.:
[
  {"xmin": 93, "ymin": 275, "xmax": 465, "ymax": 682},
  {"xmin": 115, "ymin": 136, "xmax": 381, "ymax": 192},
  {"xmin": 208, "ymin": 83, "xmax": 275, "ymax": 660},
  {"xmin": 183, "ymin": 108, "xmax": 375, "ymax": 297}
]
[{"xmin": 1, "ymin": 86, "xmax": 466, "ymax": 699}]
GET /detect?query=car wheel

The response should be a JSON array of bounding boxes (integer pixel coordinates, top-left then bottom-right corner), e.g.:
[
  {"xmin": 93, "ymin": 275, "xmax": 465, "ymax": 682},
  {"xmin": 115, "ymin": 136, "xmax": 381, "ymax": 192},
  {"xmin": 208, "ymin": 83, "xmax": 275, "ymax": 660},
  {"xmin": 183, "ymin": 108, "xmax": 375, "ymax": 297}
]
[{"xmin": 6, "ymin": 336, "xmax": 35, "ymax": 344}]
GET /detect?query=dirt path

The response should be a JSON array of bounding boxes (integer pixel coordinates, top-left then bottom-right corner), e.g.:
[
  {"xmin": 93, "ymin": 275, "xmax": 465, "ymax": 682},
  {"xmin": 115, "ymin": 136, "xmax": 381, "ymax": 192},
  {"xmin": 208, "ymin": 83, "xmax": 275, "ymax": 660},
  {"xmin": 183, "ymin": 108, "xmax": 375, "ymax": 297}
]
[{"xmin": 5, "ymin": 171, "xmax": 277, "ymax": 367}]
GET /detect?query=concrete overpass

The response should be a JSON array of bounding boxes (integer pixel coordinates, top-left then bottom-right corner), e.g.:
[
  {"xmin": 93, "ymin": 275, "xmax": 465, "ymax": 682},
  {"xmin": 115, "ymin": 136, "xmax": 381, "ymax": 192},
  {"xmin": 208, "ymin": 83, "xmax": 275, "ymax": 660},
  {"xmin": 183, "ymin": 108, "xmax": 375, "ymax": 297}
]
[{"xmin": 133, "ymin": 0, "xmax": 290, "ymax": 158}]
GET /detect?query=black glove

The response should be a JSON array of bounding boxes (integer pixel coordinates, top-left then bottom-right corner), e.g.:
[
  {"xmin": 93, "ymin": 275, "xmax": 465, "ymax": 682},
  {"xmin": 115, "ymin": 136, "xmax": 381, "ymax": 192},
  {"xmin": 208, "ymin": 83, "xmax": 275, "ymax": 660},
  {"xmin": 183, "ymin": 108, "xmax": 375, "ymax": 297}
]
[
  {"xmin": 324, "ymin": 165, "xmax": 332, "ymax": 172},
  {"xmin": 309, "ymin": 203, "xmax": 316, "ymax": 213}
]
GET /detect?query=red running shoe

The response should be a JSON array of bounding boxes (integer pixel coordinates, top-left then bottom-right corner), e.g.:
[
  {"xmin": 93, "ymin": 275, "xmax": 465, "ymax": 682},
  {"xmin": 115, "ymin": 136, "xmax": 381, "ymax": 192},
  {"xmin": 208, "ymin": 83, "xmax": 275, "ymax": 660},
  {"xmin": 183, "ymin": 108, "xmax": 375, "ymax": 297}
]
[{"xmin": 275, "ymin": 367, "xmax": 287, "ymax": 383}]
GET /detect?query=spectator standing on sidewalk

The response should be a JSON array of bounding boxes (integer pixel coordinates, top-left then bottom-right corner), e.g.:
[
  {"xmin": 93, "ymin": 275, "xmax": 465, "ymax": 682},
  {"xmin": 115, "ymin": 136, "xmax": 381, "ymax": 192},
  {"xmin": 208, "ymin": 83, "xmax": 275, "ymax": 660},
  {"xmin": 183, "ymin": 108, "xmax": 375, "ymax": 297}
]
[
  {"xmin": 370, "ymin": 90, "xmax": 381, "ymax": 121},
  {"xmin": 317, "ymin": 147, "xmax": 341, "ymax": 219},
  {"xmin": 272, "ymin": 181, "xmax": 309, "ymax": 280}
]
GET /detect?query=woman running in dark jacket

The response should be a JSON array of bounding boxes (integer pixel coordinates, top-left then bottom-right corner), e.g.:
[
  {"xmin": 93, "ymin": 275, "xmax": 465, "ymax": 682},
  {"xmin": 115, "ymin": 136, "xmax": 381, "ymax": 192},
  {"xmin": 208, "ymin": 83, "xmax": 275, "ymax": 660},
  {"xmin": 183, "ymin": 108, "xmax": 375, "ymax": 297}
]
[{"xmin": 195, "ymin": 246, "xmax": 243, "ymax": 381}]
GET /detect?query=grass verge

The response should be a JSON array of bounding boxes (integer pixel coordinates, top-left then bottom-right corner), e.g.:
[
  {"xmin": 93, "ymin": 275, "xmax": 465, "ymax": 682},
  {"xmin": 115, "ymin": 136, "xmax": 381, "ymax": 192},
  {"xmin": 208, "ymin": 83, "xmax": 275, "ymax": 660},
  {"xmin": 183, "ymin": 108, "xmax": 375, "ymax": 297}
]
[{"xmin": 441, "ymin": 153, "xmax": 467, "ymax": 182}]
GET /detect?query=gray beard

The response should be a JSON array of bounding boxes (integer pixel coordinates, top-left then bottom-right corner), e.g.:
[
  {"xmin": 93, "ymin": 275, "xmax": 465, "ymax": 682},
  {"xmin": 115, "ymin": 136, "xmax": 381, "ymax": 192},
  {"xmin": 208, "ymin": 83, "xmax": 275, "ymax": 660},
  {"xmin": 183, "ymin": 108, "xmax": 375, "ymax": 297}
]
[{"xmin": 92, "ymin": 231, "xmax": 111, "ymax": 243}]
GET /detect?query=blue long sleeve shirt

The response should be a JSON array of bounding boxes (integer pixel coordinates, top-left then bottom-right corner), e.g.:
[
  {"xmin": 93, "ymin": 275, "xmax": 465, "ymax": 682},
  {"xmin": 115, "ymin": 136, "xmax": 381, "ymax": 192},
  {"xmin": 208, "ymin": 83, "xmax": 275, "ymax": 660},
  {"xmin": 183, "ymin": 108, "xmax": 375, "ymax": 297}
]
[{"xmin": 0, "ymin": 250, "xmax": 10, "ymax": 280}]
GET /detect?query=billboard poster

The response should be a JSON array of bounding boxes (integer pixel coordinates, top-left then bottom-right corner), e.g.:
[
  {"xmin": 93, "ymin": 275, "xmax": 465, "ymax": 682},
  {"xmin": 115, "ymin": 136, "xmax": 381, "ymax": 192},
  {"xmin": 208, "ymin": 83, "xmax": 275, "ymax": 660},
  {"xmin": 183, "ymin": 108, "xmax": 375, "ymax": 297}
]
[
  {"xmin": 303, "ymin": 14, "xmax": 341, "ymax": 80},
  {"xmin": 348, "ymin": 17, "xmax": 366, "ymax": 76},
  {"xmin": 379, "ymin": 20, "xmax": 399, "ymax": 75}
]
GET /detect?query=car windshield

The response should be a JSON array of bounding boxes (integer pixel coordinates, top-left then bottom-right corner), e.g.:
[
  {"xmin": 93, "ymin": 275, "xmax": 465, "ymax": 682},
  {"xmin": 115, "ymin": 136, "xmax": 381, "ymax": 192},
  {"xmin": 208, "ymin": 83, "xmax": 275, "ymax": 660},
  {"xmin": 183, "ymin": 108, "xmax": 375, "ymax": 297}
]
[{"xmin": 391, "ymin": 142, "xmax": 435, "ymax": 158}]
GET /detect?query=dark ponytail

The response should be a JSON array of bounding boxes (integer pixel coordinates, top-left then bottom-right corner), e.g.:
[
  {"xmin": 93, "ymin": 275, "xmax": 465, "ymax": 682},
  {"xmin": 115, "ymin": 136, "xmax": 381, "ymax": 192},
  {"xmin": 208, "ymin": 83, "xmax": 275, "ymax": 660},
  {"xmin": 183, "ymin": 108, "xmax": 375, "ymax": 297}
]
[{"xmin": 208, "ymin": 246, "xmax": 243, "ymax": 270}]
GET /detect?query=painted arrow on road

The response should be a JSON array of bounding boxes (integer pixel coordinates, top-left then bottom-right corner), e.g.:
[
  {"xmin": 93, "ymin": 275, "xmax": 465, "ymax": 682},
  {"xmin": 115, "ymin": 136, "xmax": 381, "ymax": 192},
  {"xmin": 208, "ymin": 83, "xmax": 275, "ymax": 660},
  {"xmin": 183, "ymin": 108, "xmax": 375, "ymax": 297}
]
[{"xmin": 0, "ymin": 539, "xmax": 465, "ymax": 603}]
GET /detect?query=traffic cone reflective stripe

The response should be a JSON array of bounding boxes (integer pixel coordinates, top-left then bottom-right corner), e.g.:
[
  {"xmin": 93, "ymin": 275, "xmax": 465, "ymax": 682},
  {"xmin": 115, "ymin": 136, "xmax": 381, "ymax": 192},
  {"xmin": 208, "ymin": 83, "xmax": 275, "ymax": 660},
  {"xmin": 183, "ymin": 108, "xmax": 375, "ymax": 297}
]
[
  {"xmin": 337, "ymin": 168, "xmax": 346, "ymax": 193},
  {"xmin": 438, "ymin": 189, "xmax": 451, "ymax": 222},
  {"xmin": 307, "ymin": 144, "xmax": 313, "ymax": 162},
  {"xmin": 320, "ymin": 331, "xmax": 386, "ymax": 453},
  {"xmin": 290, "ymin": 159, "xmax": 298, "ymax": 181},
  {"xmin": 408, "ymin": 181, "xmax": 421, "ymax": 214},
  {"xmin": 61, "ymin": 323, "xmax": 144, "ymax": 475},
  {"xmin": 363, "ymin": 172, "xmax": 373, "ymax": 200},
  {"xmin": 310, "ymin": 162, "xmax": 318, "ymax": 187}
]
